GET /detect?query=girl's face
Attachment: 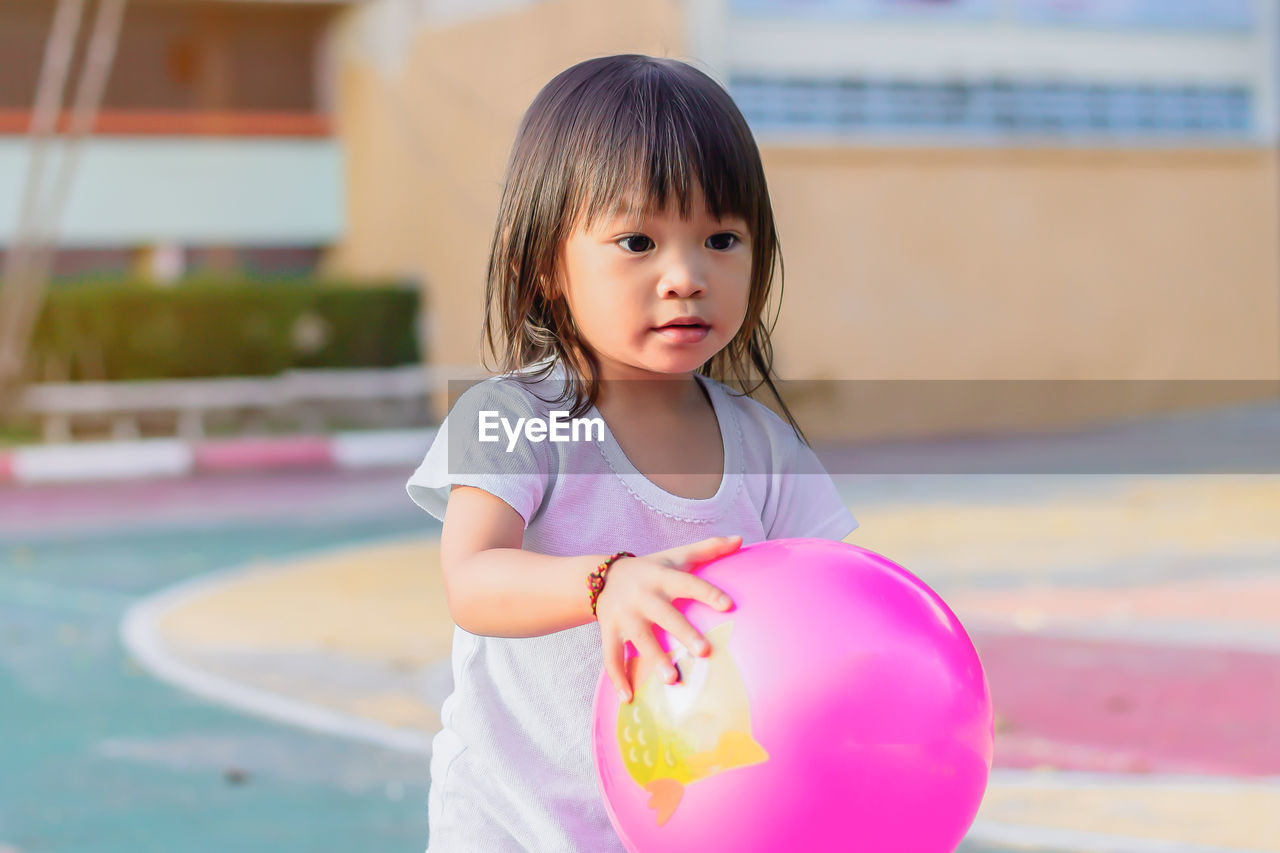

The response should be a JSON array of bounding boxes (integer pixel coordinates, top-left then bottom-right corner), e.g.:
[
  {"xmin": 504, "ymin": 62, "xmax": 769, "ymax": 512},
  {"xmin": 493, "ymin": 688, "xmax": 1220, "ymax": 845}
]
[{"xmin": 554, "ymin": 183, "xmax": 752, "ymax": 383}]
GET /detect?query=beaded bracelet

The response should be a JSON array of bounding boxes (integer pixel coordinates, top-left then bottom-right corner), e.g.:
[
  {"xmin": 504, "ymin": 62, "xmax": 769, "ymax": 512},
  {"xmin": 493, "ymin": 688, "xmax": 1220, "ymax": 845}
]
[{"xmin": 587, "ymin": 551, "xmax": 635, "ymax": 618}]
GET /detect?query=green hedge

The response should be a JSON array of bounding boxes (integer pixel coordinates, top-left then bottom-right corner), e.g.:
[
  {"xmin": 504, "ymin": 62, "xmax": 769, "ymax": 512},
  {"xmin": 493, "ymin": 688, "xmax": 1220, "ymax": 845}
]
[{"xmin": 26, "ymin": 277, "xmax": 422, "ymax": 382}]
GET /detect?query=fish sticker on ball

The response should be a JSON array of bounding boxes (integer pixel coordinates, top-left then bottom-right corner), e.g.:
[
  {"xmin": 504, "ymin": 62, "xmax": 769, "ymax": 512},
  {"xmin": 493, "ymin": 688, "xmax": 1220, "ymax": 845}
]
[{"xmin": 615, "ymin": 620, "xmax": 768, "ymax": 826}]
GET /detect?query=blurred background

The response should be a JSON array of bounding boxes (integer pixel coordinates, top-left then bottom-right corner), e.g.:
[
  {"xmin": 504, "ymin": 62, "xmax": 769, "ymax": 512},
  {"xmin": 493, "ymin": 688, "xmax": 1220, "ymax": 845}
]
[{"xmin": 0, "ymin": 1, "xmax": 1277, "ymax": 851}]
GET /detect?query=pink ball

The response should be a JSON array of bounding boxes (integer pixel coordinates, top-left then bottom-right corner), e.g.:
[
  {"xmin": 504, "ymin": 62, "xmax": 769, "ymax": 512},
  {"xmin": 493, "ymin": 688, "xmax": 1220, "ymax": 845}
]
[{"xmin": 592, "ymin": 538, "xmax": 993, "ymax": 852}]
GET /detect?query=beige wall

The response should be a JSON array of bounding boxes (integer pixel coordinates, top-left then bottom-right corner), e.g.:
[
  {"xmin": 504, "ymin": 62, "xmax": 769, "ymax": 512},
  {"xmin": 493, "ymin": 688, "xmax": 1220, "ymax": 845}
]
[
  {"xmin": 760, "ymin": 147, "xmax": 1280, "ymax": 439},
  {"xmin": 325, "ymin": 0, "xmax": 685, "ymax": 375},
  {"xmin": 325, "ymin": 0, "xmax": 1280, "ymax": 440}
]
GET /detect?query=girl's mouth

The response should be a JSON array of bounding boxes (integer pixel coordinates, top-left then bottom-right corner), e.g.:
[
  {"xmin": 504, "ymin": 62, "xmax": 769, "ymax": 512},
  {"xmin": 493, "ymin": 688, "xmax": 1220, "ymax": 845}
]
[{"xmin": 653, "ymin": 323, "xmax": 710, "ymax": 343}]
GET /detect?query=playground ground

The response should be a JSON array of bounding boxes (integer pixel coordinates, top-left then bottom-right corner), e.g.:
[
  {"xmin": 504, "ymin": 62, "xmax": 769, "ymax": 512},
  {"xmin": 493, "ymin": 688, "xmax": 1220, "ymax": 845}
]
[{"xmin": 0, "ymin": 402, "xmax": 1277, "ymax": 852}]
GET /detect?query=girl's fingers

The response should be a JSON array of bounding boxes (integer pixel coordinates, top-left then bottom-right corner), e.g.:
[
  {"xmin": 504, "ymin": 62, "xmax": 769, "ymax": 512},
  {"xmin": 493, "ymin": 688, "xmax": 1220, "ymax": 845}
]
[
  {"xmin": 685, "ymin": 576, "xmax": 733, "ymax": 612},
  {"xmin": 651, "ymin": 602, "xmax": 714, "ymax": 657},
  {"xmin": 675, "ymin": 535, "xmax": 742, "ymax": 570},
  {"xmin": 661, "ymin": 561, "xmax": 734, "ymax": 613},
  {"xmin": 631, "ymin": 627, "xmax": 679, "ymax": 686},
  {"xmin": 601, "ymin": 624, "xmax": 631, "ymax": 704}
]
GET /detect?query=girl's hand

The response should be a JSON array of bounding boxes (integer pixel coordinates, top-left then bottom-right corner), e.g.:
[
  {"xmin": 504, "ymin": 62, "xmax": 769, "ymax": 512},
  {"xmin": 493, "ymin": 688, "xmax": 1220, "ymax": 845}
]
[{"xmin": 595, "ymin": 535, "xmax": 741, "ymax": 704}]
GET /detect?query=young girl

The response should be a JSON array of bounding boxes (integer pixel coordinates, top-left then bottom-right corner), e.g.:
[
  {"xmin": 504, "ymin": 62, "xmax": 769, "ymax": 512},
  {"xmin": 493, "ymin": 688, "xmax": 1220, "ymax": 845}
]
[{"xmin": 405, "ymin": 54, "xmax": 857, "ymax": 852}]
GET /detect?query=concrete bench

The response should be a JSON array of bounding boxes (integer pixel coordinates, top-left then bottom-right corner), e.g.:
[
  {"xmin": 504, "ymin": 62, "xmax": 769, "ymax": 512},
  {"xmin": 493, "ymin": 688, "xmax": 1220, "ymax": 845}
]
[{"xmin": 18, "ymin": 364, "xmax": 475, "ymax": 442}]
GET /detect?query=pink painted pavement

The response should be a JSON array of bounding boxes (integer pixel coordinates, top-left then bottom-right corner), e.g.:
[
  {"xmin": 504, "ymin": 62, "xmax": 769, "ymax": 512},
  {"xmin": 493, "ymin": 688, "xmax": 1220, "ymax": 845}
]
[{"xmin": 975, "ymin": 630, "xmax": 1280, "ymax": 777}]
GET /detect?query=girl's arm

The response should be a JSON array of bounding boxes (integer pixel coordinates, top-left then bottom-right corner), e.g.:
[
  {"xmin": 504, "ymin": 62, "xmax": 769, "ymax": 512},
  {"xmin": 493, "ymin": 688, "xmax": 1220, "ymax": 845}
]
[
  {"xmin": 440, "ymin": 484, "xmax": 738, "ymax": 702},
  {"xmin": 440, "ymin": 484, "xmax": 606, "ymax": 637}
]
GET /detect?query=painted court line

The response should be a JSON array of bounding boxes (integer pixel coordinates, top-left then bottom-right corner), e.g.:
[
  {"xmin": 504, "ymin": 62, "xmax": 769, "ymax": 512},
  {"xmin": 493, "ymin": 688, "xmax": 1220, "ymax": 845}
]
[
  {"xmin": 963, "ymin": 616, "xmax": 1280, "ymax": 656},
  {"xmin": 986, "ymin": 770, "xmax": 1280, "ymax": 789},
  {"xmin": 119, "ymin": 533, "xmax": 435, "ymax": 757}
]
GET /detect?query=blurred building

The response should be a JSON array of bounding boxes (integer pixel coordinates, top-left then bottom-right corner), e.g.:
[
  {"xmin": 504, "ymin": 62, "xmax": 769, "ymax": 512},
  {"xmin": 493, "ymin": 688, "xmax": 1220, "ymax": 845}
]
[
  {"xmin": 0, "ymin": 0, "xmax": 348, "ymax": 280},
  {"xmin": 328, "ymin": 0, "xmax": 1279, "ymax": 437}
]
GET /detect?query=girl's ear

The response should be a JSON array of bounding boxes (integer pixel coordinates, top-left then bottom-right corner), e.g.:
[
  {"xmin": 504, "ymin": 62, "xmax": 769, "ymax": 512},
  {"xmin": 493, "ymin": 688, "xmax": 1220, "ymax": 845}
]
[{"xmin": 539, "ymin": 263, "xmax": 565, "ymax": 302}]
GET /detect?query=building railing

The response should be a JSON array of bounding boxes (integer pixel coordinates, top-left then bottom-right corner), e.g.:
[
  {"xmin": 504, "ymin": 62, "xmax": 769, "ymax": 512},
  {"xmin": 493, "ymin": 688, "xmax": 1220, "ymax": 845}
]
[{"xmin": 731, "ymin": 76, "xmax": 1254, "ymax": 140}]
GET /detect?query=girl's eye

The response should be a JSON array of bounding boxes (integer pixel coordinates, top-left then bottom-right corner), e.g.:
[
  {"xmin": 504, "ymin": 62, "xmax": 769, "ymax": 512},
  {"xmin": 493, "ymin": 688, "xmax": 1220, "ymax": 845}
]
[
  {"xmin": 617, "ymin": 233, "xmax": 740, "ymax": 253},
  {"xmin": 618, "ymin": 235, "xmax": 654, "ymax": 254}
]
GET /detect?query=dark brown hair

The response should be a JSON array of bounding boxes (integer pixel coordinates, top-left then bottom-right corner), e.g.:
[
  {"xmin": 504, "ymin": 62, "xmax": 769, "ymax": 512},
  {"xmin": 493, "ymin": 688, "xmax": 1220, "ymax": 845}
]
[{"xmin": 481, "ymin": 54, "xmax": 806, "ymax": 441}]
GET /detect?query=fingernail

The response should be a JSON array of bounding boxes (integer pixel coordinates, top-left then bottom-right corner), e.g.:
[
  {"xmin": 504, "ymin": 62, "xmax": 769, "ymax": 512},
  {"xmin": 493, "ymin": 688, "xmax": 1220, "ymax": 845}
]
[
  {"xmin": 618, "ymin": 689, "xmax": 629, "ymax": 703},
  {"xmin": 717, "ymin": 595, "xmax": 731, "ymax": 608}
]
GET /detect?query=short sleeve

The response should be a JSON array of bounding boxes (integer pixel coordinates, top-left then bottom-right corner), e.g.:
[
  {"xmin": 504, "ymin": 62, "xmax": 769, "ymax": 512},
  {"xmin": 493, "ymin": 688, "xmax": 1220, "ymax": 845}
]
[
  {"xmin": 765, "ymin": 436, "xmax": 858, "ymax": 542},
  {"xmin": 404, "ymin": 378, "xmax": 552, "ymax": 528}
]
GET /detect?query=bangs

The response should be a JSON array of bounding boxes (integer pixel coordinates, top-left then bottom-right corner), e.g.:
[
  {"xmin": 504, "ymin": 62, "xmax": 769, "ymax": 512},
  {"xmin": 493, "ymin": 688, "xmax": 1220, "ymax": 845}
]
[{"xmin": 563, "ymin": 61, "xmax": 762, "ymax": 234}]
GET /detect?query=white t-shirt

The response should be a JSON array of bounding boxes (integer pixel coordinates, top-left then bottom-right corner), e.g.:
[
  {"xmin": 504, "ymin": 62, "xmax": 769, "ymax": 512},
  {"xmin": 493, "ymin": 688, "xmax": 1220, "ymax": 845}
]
[{"xmin": 404, "ymin": 362, "xmax": 857, "ymax": 852}]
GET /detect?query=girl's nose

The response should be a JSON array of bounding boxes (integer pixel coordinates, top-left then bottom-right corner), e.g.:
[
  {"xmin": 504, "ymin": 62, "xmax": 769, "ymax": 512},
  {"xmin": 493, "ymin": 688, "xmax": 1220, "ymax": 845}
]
[{"xmin": 659, "ymin": 267, "xmax": 706, "ymax": 299}]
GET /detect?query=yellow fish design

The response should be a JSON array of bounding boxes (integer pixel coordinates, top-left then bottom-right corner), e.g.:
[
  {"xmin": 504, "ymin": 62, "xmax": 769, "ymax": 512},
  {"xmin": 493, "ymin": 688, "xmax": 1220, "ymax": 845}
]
[{"xmin": 616, "ymin": 620, "xmax": 769, "ymax": 826}]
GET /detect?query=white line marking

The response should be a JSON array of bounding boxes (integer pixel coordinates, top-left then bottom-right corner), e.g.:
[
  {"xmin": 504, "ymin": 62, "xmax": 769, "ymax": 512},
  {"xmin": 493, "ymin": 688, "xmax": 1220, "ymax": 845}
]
[
  {"xmin": 15, "ymin": 438, "xmax": 192, "ymax": 483},
  {"xmin": 964, "ymin": 616, "xmax": 1280, "ymax": 656},
  {"xmin": 119, "ymin": 532, "xmax": 437, "ymax": 756},
  {"xmin": 332, "ymin": 428, "xmax": 436, "ymax": 469},
  {"xmin": 987, "ymin": 769, "xmax": 1280, "ymax": 789}
]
